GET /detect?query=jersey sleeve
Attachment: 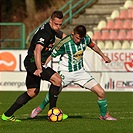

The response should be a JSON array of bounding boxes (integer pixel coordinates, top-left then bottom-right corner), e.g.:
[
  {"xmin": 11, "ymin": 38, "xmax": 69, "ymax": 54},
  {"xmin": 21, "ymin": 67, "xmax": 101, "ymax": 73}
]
[
  {"xmin": 86, "ymin": 35, "xmax": 95, "ymax": 48},
  {"xmin": 51, "ymin": 41, "xmax": 65, "ymax": 58},
  {"xmin": 55, "ymin": 30, "xmax": 63, "ymax": 39},
  {"xmin": 33, "ymin": 27, "xmax": 50, "ymax": 47},
  {"xmin": 35, "ymin": 33, "xmax": 50, "ymax": 47}
]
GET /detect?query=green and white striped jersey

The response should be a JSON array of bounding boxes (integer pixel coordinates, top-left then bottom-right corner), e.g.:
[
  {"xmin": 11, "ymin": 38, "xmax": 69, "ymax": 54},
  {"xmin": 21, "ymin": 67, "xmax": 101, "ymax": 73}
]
[{"xmin": 51, "ymin": 34, "xmax": 92, "ymax": 72}]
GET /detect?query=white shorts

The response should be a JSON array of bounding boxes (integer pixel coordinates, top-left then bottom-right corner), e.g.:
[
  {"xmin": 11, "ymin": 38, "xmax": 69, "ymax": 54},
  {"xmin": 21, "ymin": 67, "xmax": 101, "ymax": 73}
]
[{"xmin": 58, "ymin": 68, "xmax": 98, "ymax": 90}]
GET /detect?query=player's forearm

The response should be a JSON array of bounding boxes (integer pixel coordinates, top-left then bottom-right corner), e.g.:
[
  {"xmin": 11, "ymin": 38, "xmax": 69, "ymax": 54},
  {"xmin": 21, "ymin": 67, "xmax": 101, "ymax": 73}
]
[
  {"xmin": 92, "ymin": 45, "xmax": 105, "ymax": 58},
  {"xmin": 34, "ymin": 51, "xmax": 42, "ymax": 69},
  {"xmin": 91, "ymin": 45, "xmax": 111, "ymax": 63},
  {"xmin": 34, "ymin": 44, "xmax": 43, "ymax": 70},
  {"xmin": 45, "ymin": 55, "xmax": 52, "ymax": 65}
]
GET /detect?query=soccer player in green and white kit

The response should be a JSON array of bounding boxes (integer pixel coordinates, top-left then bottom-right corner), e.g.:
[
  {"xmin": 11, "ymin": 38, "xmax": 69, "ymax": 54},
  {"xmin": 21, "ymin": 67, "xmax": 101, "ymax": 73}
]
[{"xmin": 30, "ymin": 25, "xmax": 117, "ymax": 120}]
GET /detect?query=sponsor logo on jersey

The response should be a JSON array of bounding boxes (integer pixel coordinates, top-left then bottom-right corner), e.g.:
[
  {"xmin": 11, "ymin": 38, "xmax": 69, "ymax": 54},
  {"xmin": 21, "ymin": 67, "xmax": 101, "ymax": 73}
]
[
  {"xmin": 73, "ymin": 50, "xmax": 83, "ymax": 64},
  {"xmin": 73, "ymin": 50, "xmax": 83, "ymax": 60},
  {"xmin": 38, "ymin": 38, "xmax": 45, "ymax": 44}
]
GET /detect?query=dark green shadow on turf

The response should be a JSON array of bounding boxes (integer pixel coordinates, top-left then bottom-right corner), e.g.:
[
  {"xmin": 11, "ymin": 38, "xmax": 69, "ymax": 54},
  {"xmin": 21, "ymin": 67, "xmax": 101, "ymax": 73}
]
[{"xmin": 20, "ymin": 115, "xmax": 100, "ymax": 121}]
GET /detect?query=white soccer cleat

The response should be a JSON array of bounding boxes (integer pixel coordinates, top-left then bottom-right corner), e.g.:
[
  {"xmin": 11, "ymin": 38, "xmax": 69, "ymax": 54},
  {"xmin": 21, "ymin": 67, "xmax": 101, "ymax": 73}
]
[{"xmin": 99, "ymin": 112, "xmax": 117, "ymax": 120}]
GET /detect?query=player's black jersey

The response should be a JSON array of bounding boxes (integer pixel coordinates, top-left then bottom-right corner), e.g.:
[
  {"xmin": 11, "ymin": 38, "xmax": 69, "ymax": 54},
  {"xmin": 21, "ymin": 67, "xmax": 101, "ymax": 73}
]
[{"xmin": 24, "ymin": 23, "xmax": 62, "ymax": 66}]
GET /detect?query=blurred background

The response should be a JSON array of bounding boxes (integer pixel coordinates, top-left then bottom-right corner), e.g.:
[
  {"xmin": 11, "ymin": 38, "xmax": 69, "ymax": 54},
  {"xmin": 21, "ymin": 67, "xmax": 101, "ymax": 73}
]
[{"xmin": 1, "ymin": 0, "xmax": 133, "ymax": 49}]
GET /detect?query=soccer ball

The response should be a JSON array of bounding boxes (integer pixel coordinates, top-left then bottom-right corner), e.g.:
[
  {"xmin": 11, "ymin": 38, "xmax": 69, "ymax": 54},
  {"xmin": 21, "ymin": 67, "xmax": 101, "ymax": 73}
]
[{"xmin": 48, "ymin": 107, "xmax": 63, "ymax": 122}]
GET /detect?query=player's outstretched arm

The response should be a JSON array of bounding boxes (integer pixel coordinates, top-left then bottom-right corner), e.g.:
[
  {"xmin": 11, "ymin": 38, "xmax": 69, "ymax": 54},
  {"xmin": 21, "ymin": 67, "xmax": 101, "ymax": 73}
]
[{"xmin": 91, "ymin": 44, "xmax": 111, "ymax": 63}]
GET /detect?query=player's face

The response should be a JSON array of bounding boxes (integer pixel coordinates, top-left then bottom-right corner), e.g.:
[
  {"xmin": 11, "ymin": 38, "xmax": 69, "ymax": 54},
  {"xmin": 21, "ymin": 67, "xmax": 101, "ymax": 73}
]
[
  {"xmin": 72, "ymin": 33, "xmax": 84, "ymax": 44},
  {"xmin": 50, "ymin": 18, "xmax": 63, "ymax": 31}
]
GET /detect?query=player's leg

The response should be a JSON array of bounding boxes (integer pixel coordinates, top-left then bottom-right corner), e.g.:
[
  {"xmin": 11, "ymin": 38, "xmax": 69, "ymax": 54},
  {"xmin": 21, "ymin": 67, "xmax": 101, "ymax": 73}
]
[
  {"xmin": 74, "ymin": 69, "xmax": 116, "ymax": 120},
  {"xmin": 33, "ymin": 69, "xmax": 71, "ymax": 111},
  {"xmin": 30, "ymin": 85, "xmax": 64, "ymax": 118},
  {"xmin": 30, "ymin": 92, "xmax": 49, "ymax": 118},
  {"xmin": 40, "ymin": 67, "xmax": 62, "ymax": 110},
  {"xmin": 2, "ymin": 72, "xmax": 41, "ymax": 122},
  {"xmin": 31, "ymin": 88, "xmax": 65, "ymax": 118},
  {"xmin": 84, "ymin": 81, "xmax": 107, "ymax": 116},
  {"xmin": 40, "ymin": 92, "xmax": 50, "ymax": 110},
  {"xmin": 2, "ymin": 91, "xmax": 33, "ymax": 122},
  {"xmin": 90, "ymin": 83, "xmax": 117, "ymax": 120},
  {"xmin": 84, "ymin": 80, "xmax": 117, "ymax": 120},
  {"xmin": 39, "ymin": 86, "xmax": 62, "ymax": 110},
  {"xmin": 30, "ymin": 69, "xmax": 70, "ymax": 118},
  {"xmin": 48, "ymin": 70, "xmax": 69, "ymax": 120}
]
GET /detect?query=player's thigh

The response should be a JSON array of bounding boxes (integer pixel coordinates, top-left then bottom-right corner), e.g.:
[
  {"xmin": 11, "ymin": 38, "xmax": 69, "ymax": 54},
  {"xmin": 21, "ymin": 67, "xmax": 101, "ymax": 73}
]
[
  {"xmin": 58, "ymin": 71, "xmax": 74, "ymax": 86},
  {"xmin": 91, "ymin": 83, "xmax": 105, "ymax": 99},
  {"xmin": 50, "ymin": 72, "xmax": 62, "ymax": 86},
  {"xmin": 74, "ymin": 69, "xmax": 95, "ymax": 87},
  {"xmin": 26, "ymin": 72, "xmax": 41, "ymax": 97},
  {"xmin": 41, "ymin": 67, "xmax": 56, "ymax": 81},
  {"xmin": 27, "ymin": 88, "xmax": 39, "ymax": 97},
  {"xmin": 26, "ymin": 72, "xmax": 41, "ymax": 89},
  {"xmin": 41, "ymin": 67, "xmax": 61, "ymax": 86},
  {"xmin": 84, "ymin": 79, "xmax": 98, "ymax": 90},
  {"xmin": 25, "ymin": 62, "xmax": 41, "ymax": 89}
]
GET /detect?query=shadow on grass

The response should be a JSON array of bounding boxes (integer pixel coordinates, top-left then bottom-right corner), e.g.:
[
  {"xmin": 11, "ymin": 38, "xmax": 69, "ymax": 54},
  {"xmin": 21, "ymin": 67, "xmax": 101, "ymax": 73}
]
[
  {"xmin": 20, "ymin": 115, "xmax": 99, "ymax": 121},
  {"xmin": 20, "ymin": 115, "xmax": 48, "ymax": 121}
]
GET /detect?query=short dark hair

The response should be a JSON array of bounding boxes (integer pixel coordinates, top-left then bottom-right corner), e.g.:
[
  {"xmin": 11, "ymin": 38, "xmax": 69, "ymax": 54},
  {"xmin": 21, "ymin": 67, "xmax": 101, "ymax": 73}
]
[
  {"xmin": 51, "ymin": 11, "xmax": 63, "ymax": 19},
  {"xmin": 73, "ymin": 25, "xmax": 86, "ymax": 38}
]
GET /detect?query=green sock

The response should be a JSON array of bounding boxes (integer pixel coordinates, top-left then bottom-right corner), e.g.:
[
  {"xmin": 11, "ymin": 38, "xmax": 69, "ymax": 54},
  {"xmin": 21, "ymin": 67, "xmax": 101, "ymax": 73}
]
[
  {"xmin": 97, "ymin": 98, "xmax": 107, "ymax": 117},
  {"xmin": 40, "ymin": 93, "xmax": 50, "ymax": 110}
]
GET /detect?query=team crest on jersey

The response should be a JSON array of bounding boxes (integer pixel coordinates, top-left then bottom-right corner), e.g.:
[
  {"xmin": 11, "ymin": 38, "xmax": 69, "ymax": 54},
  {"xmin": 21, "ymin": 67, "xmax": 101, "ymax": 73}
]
[
  {"xmin": 73, "ymin": 50, "xmax": 83, "ymax": 64},
  {"xmin": 38, "ymin": 38, "xmax": 45, "ymax": 44}
]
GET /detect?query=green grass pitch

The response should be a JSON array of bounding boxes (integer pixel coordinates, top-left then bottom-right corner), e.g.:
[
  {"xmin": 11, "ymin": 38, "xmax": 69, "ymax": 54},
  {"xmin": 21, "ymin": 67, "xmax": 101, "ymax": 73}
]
[{"xmin": 0, "ymin": 91, "xmax": 132, "ymax": 133}]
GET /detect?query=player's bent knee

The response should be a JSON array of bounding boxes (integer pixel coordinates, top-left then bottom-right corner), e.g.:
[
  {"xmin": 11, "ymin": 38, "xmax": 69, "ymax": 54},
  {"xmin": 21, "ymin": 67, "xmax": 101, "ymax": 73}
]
[
  {"xmin": 50, "ymin": 73, "xmax": 62, "ymax": 86},
  {"xmin": 97, "ymin": 89, "xmax": 105, "ymax": 98},
  {"xmin": 92, "ymin": 85, "xmax": 105, "ymax": 99},
  {"xmin": 34, "ymin": 89, "xmax": 40, "ymax": 95},
  {"xmin": 52, "ymin": 79, "xmax": 62, "ymax": 86},
  {"xmin": 27, "ymin": 88, "xmax": 39, "ymax": 98}
]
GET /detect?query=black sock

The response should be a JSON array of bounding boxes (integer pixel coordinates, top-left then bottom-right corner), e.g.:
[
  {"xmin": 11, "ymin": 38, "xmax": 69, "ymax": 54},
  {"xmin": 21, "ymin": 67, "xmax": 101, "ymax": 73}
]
[
  {"xmin": 4, "ymin": 92, "xmax": 32, "ymax": 117},
  {"xmin": 49, "ymin": 84, "xmax": 60, "ymax": 109}
]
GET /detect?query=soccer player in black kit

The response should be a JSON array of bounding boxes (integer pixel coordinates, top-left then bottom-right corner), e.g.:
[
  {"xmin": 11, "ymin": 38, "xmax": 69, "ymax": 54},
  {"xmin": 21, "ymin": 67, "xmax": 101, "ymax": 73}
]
[{"xmin": 1, "ymin": 11, "xmax": 67, "ymax": 122}]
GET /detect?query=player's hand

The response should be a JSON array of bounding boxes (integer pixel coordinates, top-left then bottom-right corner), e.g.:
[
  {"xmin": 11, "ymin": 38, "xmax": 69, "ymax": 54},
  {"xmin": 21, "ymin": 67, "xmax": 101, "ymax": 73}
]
[
  {"xmin": 103, "ymin": 56, "xmax": 111, "ymax": 63},
  {"xmin": 33, "ymin": 68, "xmax": 42, "ymax": 77}
]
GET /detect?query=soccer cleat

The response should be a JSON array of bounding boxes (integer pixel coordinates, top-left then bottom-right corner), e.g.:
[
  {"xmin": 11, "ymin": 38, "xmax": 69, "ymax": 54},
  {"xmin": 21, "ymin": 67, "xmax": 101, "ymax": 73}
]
[
  {"xmin": 1, "ymin": 113, "xmax": 21, "ymax": 122},
  {"xmin": 62, "ymin": 114, "xmax": 68, "ymax": 120},
  {"xmin": 99, "ymin": 112, "xmax": 117, "ymax": 120},
  {"xmin": 30, "ymin": 106, "xmax": 43, "ymax": 118}
]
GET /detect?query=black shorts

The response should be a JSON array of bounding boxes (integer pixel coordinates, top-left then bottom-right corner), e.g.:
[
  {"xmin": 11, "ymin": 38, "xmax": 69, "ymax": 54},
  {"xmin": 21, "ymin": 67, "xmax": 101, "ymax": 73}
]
[{"xmin": 25, "ymin": 63, "xmax": 56, "ymax": 89}]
